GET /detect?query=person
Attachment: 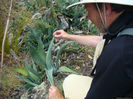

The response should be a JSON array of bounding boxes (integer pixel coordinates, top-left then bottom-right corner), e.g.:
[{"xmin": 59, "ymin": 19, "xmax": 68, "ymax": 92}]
[{"xmin": 49, "ymin": 0, "xmax": 133, "ymax": 99}]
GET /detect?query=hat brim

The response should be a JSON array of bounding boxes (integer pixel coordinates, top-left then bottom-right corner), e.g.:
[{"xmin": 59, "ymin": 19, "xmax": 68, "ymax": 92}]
[{"xmin": 66, "ymin": 0, "xmax": 133, "ymax": 9}]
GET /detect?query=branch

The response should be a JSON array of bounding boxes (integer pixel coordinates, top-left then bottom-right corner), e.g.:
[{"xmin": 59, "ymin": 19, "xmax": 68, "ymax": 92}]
[{"xmin": 1, "ymin": 0, "xmax": 13, "ymax": 68}]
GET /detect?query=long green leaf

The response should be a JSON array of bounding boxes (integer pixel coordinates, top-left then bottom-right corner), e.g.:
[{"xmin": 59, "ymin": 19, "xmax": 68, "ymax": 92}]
[
  {"xmin": 11, "ymin": 67, "xmax": 28, "ymax": 76},
  {"xmin": 32, "ymin": 61, "xmax": 38, "ymax": 72},
  {"xmin": 46, "ymin": 37, "xmax": 55, "ymax": 85},
  {"xmin": 56, "ymin": 41, "xmax": 73, "ymax": 69},
  {"xmin": 46, "ymin": 69, "xmax": 54, "ymax": 85},
  {"xmin": 46, "ymin": 37, "xmax": 55, "ymax": 69},
  {"xmin": 25, "ymin": 60, "xmax": 40, "ymax": 82},
  {"xmin": 29, "ymin": 39, "xmax": 46, "ymax": 69},
  {"xmin": 25, "ymin": 60, "xmax": 35, "ymax": 82},
  {"xmin": 17, "ymin": 84, "xmax": 33, "ymax": 90},
  {"xmin": 25, "ymin": 60, "xmax": 40, "ymax": 77},
  {"xmin": 57, "ymin": 66, "xmax": 78, "ymax": 74},
  {"xmin": 15, "ymin": 75, "xmax": 38, "ymax": 87}
]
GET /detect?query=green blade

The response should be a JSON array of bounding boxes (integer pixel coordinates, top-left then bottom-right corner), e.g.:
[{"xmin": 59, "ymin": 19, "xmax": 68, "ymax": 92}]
[
  {"xmin": 46, "ymin": 37, "xmax": 55, "ymax": 85},
  {"xmin": 57, "ymin": 66, "xmax": 78, "ymax": 74},
  {"xmin": 25, "ymin": 60, "xmax": 40, "ymax": 82},
  {"xmin": 11, "ymin": 67, "xmax": 28, "ymax": 76},
  {"xmin": 15, "ymin": 75, "xmax": 38, "ymax": 87},
  {"xmin": 46, "ymin": 37, "xmax": 55, "ymax": 69},
  {"xmin": 56, "ymin": 41, "xmax": 73, "ymax": 69},
  {"xmin": 29, "ymin": 41, "xmax": 46, "ymax": 68},
  {"xmin": 46, "ymin": 69, "xmax": 54, "ymax": 85}
]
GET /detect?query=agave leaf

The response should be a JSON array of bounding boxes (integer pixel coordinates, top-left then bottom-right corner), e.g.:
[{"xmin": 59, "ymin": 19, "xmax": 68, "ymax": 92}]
[
  {"xmin": 46, "ymin": 37, "xmax": 55, "ymax": 69},
  {"xmin": 26, "ymin": 26, "xmax": 41, "ymax": 41},
  {"xmin": 11, "ymin": 67, "xmax": 28, "ymax": 76},
  {"xmin": 26, "ymin": 61, "xmax": 40, "ymax": 78},
  {"xmin": 51, "ymin": 7, "xmax": 58, "ymax": 21},
  {"xmin": 57, "ymin": 66, "xmax": 78, "ymax": 74},
  {"xmin": 27, "ymin": 26, "xmax": 46, "ymax": 68},
  {"xmin": 34, "ymin": 20, "xmax": 51, "ymax": 28},
  {"xmin": 46, "ymin": 69, "xmax": 54, "ymax": 85},
  {"xmin": 56, "ymin": 41, "xmax": 73, "ymax": 69},
  {"xmin": 24, "ymin": 0, "xmax": 32, "ymax": 8},
  {"xmin": 28, "ymin": 71, "xmax": 40, "ymax": 83},
  {"xmin": 15, "ymin": 75, "xmax": 38, "ymax": 87},
  {"xmin": 38, "ymin": 38, "xmax": 44, "ymax": 51},
  {"xmin": 29, "ymin": 45, "xmax": 45, "ymax": 67},
  {"xmin": 17, "ymin": 84, "xmax": 33, "ymax": 90},
  {"xmin": 25, "ymin": 60, "xmax": 40, "ymax": 82},
  {"xmin": 25, "ymin": 60, "xmax": 35, "ymax": 82},
  {"xmin": 46, "ymin": 37, "xmax": 55, "ymax": 85},
  {"xmin": 32, "ymin": 61, "xmax": 38, "ymax": 72},
  {"xmin": 29, "ymin": 39, "xmax": 46, "ymax": 69}
]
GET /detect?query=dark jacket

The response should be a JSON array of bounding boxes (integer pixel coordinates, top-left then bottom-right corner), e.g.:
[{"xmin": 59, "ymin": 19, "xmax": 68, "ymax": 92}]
[{"xmin": 85, "ymin": 11, "xmax": 133, "ymax": 99}]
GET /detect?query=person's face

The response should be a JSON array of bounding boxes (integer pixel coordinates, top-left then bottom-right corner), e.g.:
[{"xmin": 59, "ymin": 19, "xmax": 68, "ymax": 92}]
[{"xmin": 85, "ymin": 4, "xmax": 107, "ymax": 33}]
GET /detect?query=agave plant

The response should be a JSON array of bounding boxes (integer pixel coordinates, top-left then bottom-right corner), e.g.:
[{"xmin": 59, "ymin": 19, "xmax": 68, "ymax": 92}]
[
  {"xmin": 24, "ymin": 0, "xmax": 51, "ymax": 13},
  {"xmin": 14, "ymin": 35, "xmax": 77, "ymax": 90},
  {"xmin": 45, "ymin": 37, "xmax": 78, "ymax": 85},
  {"xmin": 28, "ymin": 36, "xmax": 77, "ymax": 85},
  {"xmin": 13, "ymin": 60, "xmax": 44, "ymax": 90}
]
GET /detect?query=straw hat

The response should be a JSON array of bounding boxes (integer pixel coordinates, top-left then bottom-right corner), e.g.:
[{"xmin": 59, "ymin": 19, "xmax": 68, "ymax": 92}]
[{"xmin": 67, "ymin": 0, "xmax": 133, "ymax": 9}]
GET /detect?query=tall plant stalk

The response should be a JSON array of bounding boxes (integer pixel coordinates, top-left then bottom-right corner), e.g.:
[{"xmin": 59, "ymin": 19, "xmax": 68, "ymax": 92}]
[{"xmin": 1, "ymin": 0, "xmax": 13, "ymax": 68}]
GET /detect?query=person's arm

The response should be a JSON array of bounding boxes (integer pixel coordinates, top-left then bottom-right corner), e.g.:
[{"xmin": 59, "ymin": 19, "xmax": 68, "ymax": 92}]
[{"xmin": 53, "ymin": 30, "xmax": 103, "ymax": 48}]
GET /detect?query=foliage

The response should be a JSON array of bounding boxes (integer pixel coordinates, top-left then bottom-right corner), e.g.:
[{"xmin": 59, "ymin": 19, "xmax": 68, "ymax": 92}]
[
  {"xmin": 23, "ymin": 0, "xmax": 90, "ymax": 54},
  {"xmin": 0, "ymin": 0, "xmax": 98, "ymax": 98},
  {"xmin": 10, "ymin": 11, "xmax": 32, "ymax": 53},
  {"xmin": 0, "ymin": 0, "xmax": 33, "ymax": 54},
  {"xmin": 0, "ymin": 67, "xmax": 21, "ymax": 97},
  {"xmin": 0, "ymin": 0, "xmax": 10, "ymax": 54},
  {"xmin": 15, "ymin": 37, "xmax": 77, "ymax": 90},
  {"xmin": 13, "ymin": 0, "xmax": 98, "ymax": 90},
  {"xmin": 24, "ymin": 0, "xmax": 51, "ymax": 13},
  {"xmin": 26, "ymin": 26, "xmax": 47, "ymax": 69},
  {"xmin": 64, "ymin": 42, "xmax": 82, "ymax": 53},
  {"xmin": 55, "ymin": 41, "xmax": 74, "ymax": 69},
  {"xmin": 8, "ymin": 2, "xmax": 34, "ymax": 54},
  {"xmin": 89, "ymin": 24, "xmax": 99, "ymax": 35},
  {"xmin": 45, "ymin": 37, "xmax": 78, "ymax": 85},
  {"xmin": 23, "ymin": 0, "xmax": 90, "ymax": 33},
  {"xmin": 55, "ymin": 0, "xmax": 89, "ymax": 32},
  {"xmin": 28, "ymin": 35, "xmax": 77, "ymax": 86},
  {"xmin": 14, "ymin": 60, "xmax": 44, "ymax": 90}
]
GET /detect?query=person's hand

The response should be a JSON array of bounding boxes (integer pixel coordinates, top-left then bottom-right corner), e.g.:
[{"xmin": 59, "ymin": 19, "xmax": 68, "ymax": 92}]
[
  {"xmin": 53, "ymin": 30, "xmax": 70, "ymax": 42},
  {"xmin": 49, "ymin": 86, "xmax": 64, "ymax": 99}
]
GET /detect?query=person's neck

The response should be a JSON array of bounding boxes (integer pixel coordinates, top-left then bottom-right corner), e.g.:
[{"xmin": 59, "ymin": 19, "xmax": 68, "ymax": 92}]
[
  {"xmin": 104, "ymin": 10, "xmax": 133, "ymax": 40},
  {"xmin": 107, "ymin": 11, "xmax": 124, "ymax": 29}
]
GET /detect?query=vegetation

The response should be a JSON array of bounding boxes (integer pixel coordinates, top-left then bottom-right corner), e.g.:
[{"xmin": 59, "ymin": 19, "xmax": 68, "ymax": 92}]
[
  {"xmin": 0, "ymin": 0, "xmax": 98, "ymax": 97},
  {"xmin": 14, "ymin": 38, "xmax": 77, "ymax": 90},
  {"xmin": 0, "ymin": 0, "xmax": 10, "ymax": 54},
  {"xmin": 13, "ymin": 0, "xmax": 90, "ymax": 90}
]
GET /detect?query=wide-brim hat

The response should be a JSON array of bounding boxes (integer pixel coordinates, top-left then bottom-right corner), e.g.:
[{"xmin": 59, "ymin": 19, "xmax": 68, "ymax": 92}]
[{"xmin": 67, "ymin": 0, "xmax": 133, "ymax": 9}]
